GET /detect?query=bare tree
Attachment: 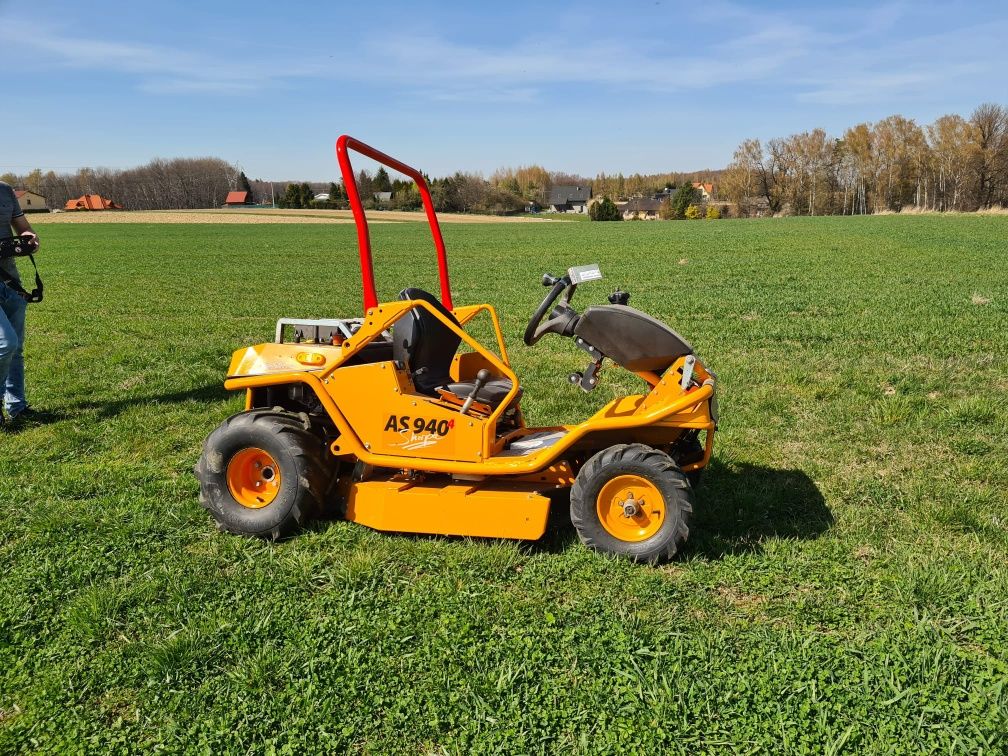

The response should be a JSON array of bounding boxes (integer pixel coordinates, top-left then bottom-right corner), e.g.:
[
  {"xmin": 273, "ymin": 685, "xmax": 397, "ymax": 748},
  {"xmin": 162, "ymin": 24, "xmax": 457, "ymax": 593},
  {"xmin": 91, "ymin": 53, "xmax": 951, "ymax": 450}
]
[{"xmin": 970, "ymin": 103, "xmax": 1008, "ymax": 208}]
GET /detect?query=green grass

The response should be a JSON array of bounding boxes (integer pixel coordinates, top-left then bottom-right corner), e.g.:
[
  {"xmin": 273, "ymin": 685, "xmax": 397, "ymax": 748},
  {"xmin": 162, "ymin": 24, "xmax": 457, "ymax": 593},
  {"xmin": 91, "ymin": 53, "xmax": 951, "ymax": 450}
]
[{"xmin": 1, "ymin": 216, "xmax": 1006, "ymax": 753}]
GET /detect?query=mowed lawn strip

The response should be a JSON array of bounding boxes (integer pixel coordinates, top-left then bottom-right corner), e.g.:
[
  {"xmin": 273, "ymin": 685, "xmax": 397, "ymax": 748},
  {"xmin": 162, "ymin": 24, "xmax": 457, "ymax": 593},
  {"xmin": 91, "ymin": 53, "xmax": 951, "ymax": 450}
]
[{"xmin": 1, "ymin": 216, "xmax": 1006, "ymax": 753}]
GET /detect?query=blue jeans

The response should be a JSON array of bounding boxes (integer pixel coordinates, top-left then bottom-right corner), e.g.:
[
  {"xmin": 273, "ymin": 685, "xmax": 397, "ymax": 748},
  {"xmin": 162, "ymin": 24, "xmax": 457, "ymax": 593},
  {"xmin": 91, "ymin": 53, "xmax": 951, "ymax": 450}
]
[{"xmin": 0, "ymin": 282, "xmax": 27, "ymax": 418}]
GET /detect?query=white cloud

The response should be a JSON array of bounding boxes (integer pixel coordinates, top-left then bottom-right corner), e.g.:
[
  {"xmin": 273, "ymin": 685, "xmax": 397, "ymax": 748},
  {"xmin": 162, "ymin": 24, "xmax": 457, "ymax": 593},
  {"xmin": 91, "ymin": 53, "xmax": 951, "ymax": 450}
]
[
  {"xmin": 16, "ymin": 23, "xmax": 328, "ymax": 95},
  {"xmin": 10, "ymin": 3, "xmax": 1008, "ymax": 107}
]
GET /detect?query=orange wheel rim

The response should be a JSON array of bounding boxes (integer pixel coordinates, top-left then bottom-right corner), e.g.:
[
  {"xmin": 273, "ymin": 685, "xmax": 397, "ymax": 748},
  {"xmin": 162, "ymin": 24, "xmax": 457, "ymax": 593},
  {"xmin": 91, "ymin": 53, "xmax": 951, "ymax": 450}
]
[
  {"xmin": 596, "ymin": 474, "xmax": 665, "ymax": 542},
  {"xmin": 226, "ymin": 447, "xmax": 282, "ymax": 509}
]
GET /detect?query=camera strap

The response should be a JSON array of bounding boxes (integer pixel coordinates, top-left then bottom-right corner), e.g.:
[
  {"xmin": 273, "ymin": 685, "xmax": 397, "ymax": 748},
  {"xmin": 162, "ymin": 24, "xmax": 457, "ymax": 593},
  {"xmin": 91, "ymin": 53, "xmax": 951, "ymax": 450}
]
[{"xmin": 0, "ymin": 239, "xmax": 44, "ymax": 303}]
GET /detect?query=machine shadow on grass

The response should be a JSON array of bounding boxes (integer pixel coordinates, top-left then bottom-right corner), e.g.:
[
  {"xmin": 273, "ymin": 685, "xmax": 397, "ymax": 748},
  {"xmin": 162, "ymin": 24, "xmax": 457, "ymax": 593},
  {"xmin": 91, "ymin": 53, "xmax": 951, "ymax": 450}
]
[
  {"xmin": 684, "ymin": 460, "xmax": 831, "ymax": 559},
  {"xmin": 71, "ymin": 383, "xmax": 232, "ymax": 420},
  {"xmin": 535, "ymin": 460, "xmax": 831, "ymax": 561},
  {"xmin": 4, "ymin": 384, "xmax": 233, "ymax": 434}
]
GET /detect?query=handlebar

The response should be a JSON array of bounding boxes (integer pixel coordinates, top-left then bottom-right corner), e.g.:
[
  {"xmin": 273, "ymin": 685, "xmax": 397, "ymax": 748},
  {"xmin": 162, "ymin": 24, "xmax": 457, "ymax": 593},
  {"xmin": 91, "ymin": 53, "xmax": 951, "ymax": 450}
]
[
  {"xmin": 335, "ymin": 135, "xmax": 453, "ymax": 313},
  {"xmin": 524, "ymin": 273, "xmax": 576, "ymax": 346}
]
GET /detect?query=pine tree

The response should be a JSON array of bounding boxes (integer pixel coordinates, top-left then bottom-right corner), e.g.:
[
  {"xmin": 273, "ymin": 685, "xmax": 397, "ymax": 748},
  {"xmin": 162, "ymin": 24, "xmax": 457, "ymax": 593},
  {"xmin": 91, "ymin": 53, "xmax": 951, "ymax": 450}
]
[
  {"xmin": 374, "ymin": 167, "xmax": 392, "ymax": 193},
  {"xmin": 672, "ymin": 183, "xmax": 699, "ymax": 219}
]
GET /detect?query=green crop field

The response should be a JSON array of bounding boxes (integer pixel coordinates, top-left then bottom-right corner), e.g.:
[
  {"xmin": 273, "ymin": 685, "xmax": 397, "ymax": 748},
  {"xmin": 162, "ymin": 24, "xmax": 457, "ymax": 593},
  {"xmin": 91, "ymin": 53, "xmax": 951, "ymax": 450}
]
[{"xmin": 1, "ymin": 216, "xmax": 1006, "ymax": 753}]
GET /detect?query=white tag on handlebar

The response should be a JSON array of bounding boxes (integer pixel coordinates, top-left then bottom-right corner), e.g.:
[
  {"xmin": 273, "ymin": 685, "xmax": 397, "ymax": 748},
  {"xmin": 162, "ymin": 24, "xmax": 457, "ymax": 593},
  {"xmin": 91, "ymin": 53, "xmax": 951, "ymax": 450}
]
[{"xmin": 568, "ymin": 264, "xmax": 602, "ymax": 284}]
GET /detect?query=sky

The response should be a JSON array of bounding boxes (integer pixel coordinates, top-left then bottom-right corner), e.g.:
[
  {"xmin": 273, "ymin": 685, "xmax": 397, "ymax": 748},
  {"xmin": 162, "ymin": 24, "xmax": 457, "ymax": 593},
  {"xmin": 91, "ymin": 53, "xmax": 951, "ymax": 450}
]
[{"xmin": 4, "ymin": 0, "xmax": 1007, "ymax": 181}]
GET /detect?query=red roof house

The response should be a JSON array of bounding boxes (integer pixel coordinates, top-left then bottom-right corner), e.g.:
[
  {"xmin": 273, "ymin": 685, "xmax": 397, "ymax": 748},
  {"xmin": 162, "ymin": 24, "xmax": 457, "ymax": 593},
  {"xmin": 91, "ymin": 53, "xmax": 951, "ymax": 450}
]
[
  {"xmin": 691, "ymin": 182, "xmax": 715, "ymax": 201},
  {"xmin": 65, "ymin": 194, "xmax": 123, "ymax": 211},
  {"xmin": 224, "ymin": 191, "xmax": 250, "ymax": 206}
]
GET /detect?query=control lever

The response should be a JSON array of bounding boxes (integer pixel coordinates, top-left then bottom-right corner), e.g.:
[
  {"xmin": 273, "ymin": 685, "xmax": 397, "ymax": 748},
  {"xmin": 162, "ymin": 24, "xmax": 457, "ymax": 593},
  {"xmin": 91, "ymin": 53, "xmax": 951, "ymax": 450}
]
[
  {"xmin": 460, "ymin": 369, "xmax": 491, "ymax": 414},
  {"xmin": 680, "ymin": 355, "xmax": 696, "ymax": 390},
  {"xmin": 569, "ymin": 360, "xmax": 602, "ymax": 392}
]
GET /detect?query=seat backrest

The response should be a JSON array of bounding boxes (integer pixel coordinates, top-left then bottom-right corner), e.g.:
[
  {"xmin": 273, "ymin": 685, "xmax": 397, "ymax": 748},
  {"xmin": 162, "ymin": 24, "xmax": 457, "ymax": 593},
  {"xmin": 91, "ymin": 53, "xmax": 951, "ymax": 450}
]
[{"xmin": 392, "ymin": 288, "xmax": 461, "ymax": 394}]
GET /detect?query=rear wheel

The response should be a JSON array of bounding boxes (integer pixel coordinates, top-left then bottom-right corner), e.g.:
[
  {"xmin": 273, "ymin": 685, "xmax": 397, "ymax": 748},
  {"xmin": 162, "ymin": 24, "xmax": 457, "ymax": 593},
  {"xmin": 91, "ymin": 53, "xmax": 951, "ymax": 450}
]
[
  {"xmin": 570, "ymin": 443, "xmax": 693, "ymax": 563},
  {"xmin": 195, "ymin": 410, "xmax": 332, "ymax": 540}
]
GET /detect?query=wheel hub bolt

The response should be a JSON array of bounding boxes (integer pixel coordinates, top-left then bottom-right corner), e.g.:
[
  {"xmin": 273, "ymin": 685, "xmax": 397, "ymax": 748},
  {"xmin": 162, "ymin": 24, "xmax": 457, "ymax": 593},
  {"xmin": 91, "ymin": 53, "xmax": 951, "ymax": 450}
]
[{"xmin": 622, "ymin": 495, "xmax": 639, "ymax": 517}]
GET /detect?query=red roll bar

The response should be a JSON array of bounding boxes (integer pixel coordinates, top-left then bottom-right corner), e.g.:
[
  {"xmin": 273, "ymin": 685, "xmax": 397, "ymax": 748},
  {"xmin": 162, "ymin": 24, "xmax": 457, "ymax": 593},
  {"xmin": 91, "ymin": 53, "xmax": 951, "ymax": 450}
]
[{"xmin": 335, "ymin": 135, "xmax": 453, "ymax": 312}]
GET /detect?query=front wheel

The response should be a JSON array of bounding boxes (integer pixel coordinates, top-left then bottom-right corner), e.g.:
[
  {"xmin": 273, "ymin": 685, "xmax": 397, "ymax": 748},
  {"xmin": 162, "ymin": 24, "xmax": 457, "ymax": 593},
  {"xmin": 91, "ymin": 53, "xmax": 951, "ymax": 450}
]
[
  {"xmin": 570, "ymin": 444, "xmax": 693, "ymax": 564},
  {"xmin": 195, "ymin": 410, "xmax": 332, "ymax": 540}
]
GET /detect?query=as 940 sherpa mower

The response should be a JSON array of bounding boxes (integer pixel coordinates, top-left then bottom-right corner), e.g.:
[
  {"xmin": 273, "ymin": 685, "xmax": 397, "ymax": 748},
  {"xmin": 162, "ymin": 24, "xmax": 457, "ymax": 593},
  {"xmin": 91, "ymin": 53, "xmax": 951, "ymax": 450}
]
[{"xmin": 195, "ymin": 136, "xmax": 718, "ymax": 563}]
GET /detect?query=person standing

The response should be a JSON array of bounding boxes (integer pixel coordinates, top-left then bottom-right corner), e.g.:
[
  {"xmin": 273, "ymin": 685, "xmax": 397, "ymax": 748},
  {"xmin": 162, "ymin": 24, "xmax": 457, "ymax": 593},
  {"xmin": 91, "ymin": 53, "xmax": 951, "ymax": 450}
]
[{"xmin": 0, "ymin": 181, "xmax": 39, "ymax": 427}]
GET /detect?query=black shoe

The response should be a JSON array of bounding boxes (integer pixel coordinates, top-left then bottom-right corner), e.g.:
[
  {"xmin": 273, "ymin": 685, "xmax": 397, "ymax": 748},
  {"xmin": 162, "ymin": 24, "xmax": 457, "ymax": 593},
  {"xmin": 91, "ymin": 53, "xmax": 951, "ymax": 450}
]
[{"xmin": 7, "ymin": 407, "xmax": 41, "ymax": 426}]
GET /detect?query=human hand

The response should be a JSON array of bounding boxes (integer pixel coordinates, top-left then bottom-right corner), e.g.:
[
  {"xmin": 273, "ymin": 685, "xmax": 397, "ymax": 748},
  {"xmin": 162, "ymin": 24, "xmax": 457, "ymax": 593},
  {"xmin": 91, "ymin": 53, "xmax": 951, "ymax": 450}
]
[{"xmin": 19, "ymin": 231, "xmax": 38, "ymax": 252}]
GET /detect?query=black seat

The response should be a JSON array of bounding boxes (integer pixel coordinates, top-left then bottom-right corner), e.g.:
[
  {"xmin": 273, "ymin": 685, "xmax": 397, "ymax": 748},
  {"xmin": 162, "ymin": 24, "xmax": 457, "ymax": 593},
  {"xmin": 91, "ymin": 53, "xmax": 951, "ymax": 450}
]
[
  {"xmin": 392, "ymin": 288, "xmax": 516, "ymax": 409},
  {"xmin": 445, "ymin": 378, "xmax": 515, "ymax": 407}
]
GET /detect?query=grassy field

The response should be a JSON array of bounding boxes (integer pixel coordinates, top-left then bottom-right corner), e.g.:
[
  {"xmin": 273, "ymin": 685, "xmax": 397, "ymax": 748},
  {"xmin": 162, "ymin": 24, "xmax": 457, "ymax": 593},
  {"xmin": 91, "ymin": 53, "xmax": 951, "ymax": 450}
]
[{"xmin": 1, "ymin": 215, "xmax": 1006, "ymax": 753}]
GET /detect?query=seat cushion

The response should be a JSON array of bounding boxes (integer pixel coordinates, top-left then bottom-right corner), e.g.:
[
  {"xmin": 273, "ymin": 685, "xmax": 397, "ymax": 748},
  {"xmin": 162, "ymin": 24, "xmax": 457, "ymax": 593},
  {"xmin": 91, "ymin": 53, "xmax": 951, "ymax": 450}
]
[{"xmin": 444, "ymin": 378, "xmax": 516, "ymax": 408}]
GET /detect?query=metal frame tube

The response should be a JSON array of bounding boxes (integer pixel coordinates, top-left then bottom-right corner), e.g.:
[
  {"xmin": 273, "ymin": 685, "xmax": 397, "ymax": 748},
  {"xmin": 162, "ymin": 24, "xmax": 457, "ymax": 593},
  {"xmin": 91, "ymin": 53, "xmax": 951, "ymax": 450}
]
[{"xmin": 335, "ymin": 135, "xmax": 453, "ymax": 312}]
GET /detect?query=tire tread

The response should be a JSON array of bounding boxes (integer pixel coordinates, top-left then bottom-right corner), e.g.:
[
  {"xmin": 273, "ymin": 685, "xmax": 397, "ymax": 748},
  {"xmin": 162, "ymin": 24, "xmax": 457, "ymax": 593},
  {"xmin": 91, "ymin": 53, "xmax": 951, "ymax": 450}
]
[{"xmin": 570, "ymin": 443, "xmax": 693, "ymax": 564}]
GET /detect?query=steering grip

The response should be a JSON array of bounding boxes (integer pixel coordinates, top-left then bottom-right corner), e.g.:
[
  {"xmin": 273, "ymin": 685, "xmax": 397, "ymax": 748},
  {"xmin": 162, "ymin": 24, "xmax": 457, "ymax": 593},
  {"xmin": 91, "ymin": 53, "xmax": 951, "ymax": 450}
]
[{"xmin": 524, "ymin": 276, "xmax": 569, "ymax": 346}]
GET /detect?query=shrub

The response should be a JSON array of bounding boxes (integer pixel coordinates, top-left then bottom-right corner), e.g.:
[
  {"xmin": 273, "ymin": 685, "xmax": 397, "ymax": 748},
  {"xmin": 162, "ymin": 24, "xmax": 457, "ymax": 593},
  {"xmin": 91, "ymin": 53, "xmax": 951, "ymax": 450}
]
[
  {"xmin": 659, "ymin": 197, "xmax": 674, "ymax": 220},
  {"xmin": 590, "ymin": 196, "xmax": 622, "ymax": 221},
  {"xmin": 685, "ymin": 204, "xmax": 701, "ymax": 220},
  {"xmin": 706, "ymin": 205, "xmax": 721, "ymax": 220}
]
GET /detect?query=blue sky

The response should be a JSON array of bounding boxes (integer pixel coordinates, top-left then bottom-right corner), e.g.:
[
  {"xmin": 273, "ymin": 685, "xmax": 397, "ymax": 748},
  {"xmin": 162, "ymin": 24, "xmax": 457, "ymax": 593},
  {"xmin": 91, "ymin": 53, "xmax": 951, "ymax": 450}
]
[{"xmin": 5, "ymin": 0, "xmax": 1007, "ymax": 180}]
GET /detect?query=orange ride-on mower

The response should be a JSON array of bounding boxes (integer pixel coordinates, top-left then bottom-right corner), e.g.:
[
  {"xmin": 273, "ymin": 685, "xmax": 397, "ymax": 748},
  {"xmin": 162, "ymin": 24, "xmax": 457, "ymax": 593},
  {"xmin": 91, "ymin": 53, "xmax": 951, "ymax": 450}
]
[{"xmin": 195, "ymin": 136, "xmax": 718, "ymax": 563}]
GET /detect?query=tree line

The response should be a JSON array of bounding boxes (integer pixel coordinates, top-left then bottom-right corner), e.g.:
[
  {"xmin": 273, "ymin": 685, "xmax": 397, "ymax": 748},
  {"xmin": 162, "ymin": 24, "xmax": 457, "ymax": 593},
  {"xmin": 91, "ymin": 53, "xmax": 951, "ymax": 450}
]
[
  {"xmin": 488, "ymin": 165, "xmax": 718, "ymax": 206},
  {"xmin": 719, "ymin": 102, "xmax": 1008, "ymax": 216},
  {"xmin": 2, "ymin": 158, "xmax": 241, "ymax": 211},
  {"xmin": 0, "ymin": 143, "xmax": 717, "ymax": 218},
  {"xmin": 11, "ymin": 104, "xmax": 1003, "ymax": 218}
]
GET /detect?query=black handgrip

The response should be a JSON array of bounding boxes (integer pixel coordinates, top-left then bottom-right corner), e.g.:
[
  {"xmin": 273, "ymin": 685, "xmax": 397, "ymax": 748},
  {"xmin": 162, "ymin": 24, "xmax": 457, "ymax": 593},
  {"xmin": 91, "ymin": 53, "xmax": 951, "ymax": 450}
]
[
  {"xmin": 460, "ymin": 369, "xmax": 491, "ymax": 414},
  {"xmin": 472, "ymin": 368, "xmax": 491, "ymax": 389},
  {"xmin": 542, "ymin": 273, "xmax": 559, "ymax": 287}
]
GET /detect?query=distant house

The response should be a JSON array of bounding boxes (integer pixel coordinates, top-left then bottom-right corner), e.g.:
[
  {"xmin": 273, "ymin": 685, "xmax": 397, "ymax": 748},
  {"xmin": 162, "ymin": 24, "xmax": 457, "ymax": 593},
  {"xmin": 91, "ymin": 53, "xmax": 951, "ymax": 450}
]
[
  {"xmin": 621, "ymin": 198, "xmax": 662, "ymax": 221},
  {"xmin": 741, "ymin": 196, "xmax": 770, "ymax": 217},
  {"xmin": 692, "ymin": 182, "xmax": 715, "ymax": 201},
  {"xmin": 373, "ymin": 191, "xmax": 392, "ymax": 203},
  {"xmin": 64, "ymin": 194, "xmax": 123, "ymax": 211},
  {"xmin": 14, "ymin": 190, "xmax": 47, "ymax": 212},
  {"xmin": 224, "ymin": 191, "xmax": 251, "ymax": 206},
  {"xmin": 314, "ymin": 193, "xmax": 331, "ymax": 202},
  {"xmin": 548, "ymin": 185, "xmax": 592, "ymax": 213}
]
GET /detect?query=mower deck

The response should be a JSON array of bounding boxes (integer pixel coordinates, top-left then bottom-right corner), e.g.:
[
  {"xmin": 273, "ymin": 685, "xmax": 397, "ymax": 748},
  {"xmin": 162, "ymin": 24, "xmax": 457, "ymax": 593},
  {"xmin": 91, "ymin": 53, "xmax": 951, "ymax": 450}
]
[{"xmin": 345, "ymin": 472, "xmax": 560, "ymax": 540}]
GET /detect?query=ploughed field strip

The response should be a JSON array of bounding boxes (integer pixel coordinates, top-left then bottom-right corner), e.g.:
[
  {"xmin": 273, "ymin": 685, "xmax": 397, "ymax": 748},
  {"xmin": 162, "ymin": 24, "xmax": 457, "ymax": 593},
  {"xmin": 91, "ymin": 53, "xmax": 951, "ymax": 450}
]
[
  {"xmin": 0, "ymin": 214, "xmax": 1006, "ymax": 752},
  {"xmin": 31, "ymin": 208, "xmax": 555, "ymax": 225}
]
